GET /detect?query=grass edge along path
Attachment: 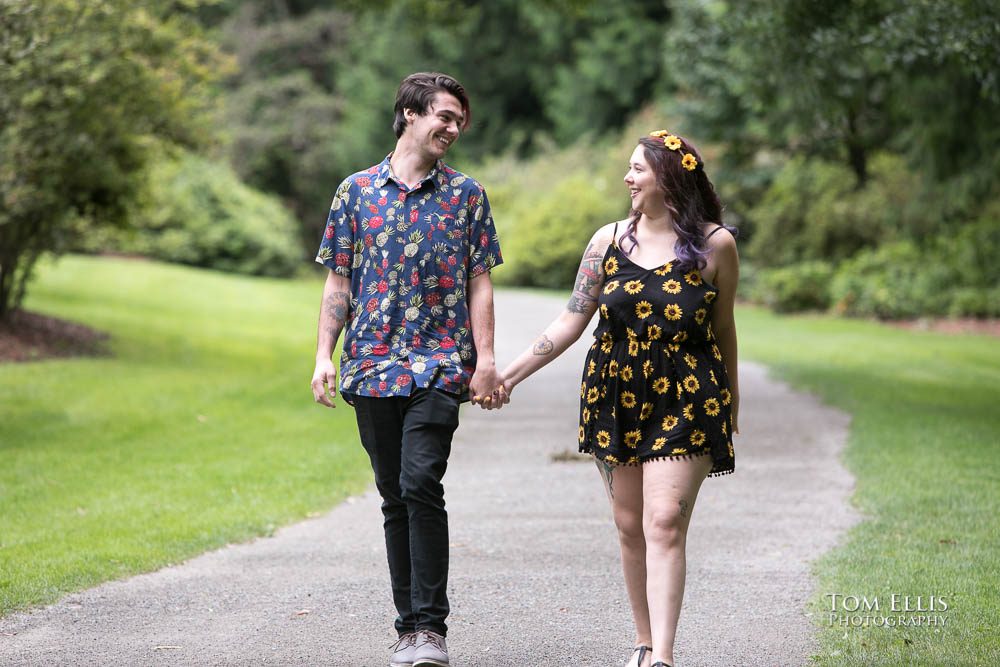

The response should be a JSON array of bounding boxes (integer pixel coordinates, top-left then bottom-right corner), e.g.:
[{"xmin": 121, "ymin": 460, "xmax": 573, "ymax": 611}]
[
  {"xmin": 3, "ymin": 258, "xmax": 998, "ymax": 666},
  {"xmin": 738, "ymin": 306, "xmax": 999, "ymax": 666},
  {"xmin": 0, "ymin": 256, "xmax": 370, "ymax": 616}
]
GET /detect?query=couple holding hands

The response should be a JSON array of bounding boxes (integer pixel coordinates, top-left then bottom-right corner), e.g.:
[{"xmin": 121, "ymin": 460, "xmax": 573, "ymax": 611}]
[{"xmin": 311, "ymin": 72, "xmax": 739, "ymax": 667}]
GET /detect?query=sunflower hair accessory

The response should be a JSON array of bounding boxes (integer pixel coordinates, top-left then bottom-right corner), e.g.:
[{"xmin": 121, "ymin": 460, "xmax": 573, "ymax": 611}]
[{"xmin": 648, "ymin": 130, "xmax": 700, "ymax": 171}]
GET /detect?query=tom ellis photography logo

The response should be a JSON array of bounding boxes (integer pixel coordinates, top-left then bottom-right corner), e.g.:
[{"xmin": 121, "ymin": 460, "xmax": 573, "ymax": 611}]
[{"xmin": 826, "ymin": 593, "xmax": 952, "ymax": 628}]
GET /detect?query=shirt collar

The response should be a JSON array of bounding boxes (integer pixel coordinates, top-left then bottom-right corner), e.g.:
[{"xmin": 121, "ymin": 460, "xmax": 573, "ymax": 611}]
[{"xmin": 375, "ymin": 153, "xmax": 448, "ymax": 192}]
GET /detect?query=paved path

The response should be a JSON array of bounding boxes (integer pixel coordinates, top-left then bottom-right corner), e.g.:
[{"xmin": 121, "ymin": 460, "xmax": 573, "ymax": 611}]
[{"xmin": 0, "ymin": 290, "xmax": 857, "ymax": 666}]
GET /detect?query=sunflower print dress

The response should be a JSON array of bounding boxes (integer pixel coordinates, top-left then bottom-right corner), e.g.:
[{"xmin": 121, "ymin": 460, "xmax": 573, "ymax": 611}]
[{"xmin": 578, "ymin": 232, "xmax": 735, "ymax": 477}]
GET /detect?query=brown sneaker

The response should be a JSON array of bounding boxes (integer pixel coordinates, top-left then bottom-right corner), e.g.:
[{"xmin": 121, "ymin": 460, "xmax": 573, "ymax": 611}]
[
  {"xmin": 389, "ymin": 632, "xmax": 418, "ymax": 667},
  {"xmin": 412, "ymin": 630, "xmax": 449, "ymax": 667}
]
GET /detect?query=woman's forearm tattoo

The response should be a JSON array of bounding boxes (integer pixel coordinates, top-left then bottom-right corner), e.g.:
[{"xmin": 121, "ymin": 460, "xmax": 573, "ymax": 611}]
[
  {"xmin": 567, "ymin": 243, "xmax": 605, "ymax": 314},
  {"xmin": 532, "ymin": 334, "xmax": 554, "ymax": 356}
]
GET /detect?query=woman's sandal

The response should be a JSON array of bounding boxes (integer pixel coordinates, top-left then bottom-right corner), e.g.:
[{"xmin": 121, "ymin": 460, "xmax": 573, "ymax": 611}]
[
  {"xmin": 651, "ymin": 662, "xmax": 672, "ymax": 667},
  {"xmin": 627, "ymin": 645, "xmax": 652, "ymax": 667}
]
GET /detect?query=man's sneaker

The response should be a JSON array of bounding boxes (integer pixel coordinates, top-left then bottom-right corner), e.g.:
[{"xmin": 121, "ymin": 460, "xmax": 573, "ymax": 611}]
[
  {"xmin": 389, "ymin": 632, "xmax": 418, "ymax": 667},
  {"xmin": 412, "ymin": 630, "xmax": 449, "ymax": 667}
]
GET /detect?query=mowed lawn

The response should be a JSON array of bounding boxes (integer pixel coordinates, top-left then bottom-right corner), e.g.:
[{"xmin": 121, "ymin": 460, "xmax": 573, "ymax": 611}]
[
  {"xmin": 0, "ymin": 255, "xmax": 369, "ymax": 615},
  {"xmin": 2, "ymin": 256, "xmax": 998, "ymax": 665},
  {"xmin": 739, "ymin": 307, "xmax": 1000, "ymax": 666}
]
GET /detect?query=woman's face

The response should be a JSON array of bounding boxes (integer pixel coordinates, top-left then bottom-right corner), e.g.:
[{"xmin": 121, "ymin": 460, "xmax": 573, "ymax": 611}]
[{"xmin": 624, "ymin": 144, "xmax": 664, "ymax": 215}]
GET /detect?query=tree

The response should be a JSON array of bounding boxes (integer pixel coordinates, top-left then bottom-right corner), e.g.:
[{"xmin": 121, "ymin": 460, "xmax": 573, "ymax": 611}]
[
  {"xmin": 0, "ymin": 0, "xmax": 227, "ymax": 319},
  {"xmin": 543, "ymin": 0, "xmax": 671, "ymax": 143},
  {"xmin": 219, "ymin": 5, "xmax": 352, "ymax": 251},
  {"xmin": 665, "ymin": 0, "xmax": 1000, "ymax": 189}
]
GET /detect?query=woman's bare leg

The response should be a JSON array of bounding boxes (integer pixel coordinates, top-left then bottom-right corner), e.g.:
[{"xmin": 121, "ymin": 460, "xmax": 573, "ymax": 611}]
[
  {"xmin": 596, "ymin": 459, "xmax": 651, "ymax": 665},
  {"xmin": 641, "ymin": 455, "xmax": 712, "ymax": 666}
]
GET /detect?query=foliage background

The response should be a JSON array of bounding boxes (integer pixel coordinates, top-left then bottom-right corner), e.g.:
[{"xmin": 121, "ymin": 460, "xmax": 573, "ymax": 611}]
[
  {"xmin": 4, "ymin": 0, "xmax": 998, "ymax": 319},
  {"xmin": 3, "ymin": 3, "xmax": 999, "ymax": 663}
]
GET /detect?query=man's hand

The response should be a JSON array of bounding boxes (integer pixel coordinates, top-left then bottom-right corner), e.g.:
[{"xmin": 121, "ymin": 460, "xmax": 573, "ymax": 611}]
[
  {"xmin": 470, "ymin": 362, "xmax": 507, "ymax": 410},
  {"xmin": 311, "ymin": 359, "xmax": 338, "ymax": 408}
]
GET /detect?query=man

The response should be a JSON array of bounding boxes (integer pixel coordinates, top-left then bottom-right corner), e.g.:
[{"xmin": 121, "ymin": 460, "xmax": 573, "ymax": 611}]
[{"xmin": 311, "ymin": 72, "xmax": 505, "ymax": 667}]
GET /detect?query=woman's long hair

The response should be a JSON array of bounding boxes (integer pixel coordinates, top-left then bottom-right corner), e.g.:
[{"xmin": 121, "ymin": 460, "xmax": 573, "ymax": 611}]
[{"xmin": 621, "ymin": 135, "xmax": 734, "ymax": 270}]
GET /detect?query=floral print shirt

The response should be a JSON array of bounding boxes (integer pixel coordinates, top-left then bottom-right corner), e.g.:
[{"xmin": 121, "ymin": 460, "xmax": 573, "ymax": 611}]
[{"xmin": 315, "ymin": 154, "xmax": 503, "ymax": 402}]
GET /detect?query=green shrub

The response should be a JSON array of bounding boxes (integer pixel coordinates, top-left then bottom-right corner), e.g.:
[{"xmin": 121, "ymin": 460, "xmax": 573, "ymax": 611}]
[
  {"xmin": 935, "ymin": 206, "xmax": 1000, "ymax": 317},
  {"xmin": 747, "ymin": 154, "xmax": 999, "ymax": 318},
  {"xmin": 762, "ymin": 208, "xmax": 1000, "ymax": 319},
  {"xmin": 934, "ymin": 205, "xmax": 1000, "ymax": 289},
  {"xmin": 480, "ymin": 136, "xmax": 629, "ymax": 290},
  {"xmin": 78, "ymin": 152, "xmax": 303, "ymax": 278},
  {"xmin": 736, "ymin": 261, "xmax": 760, "ymax": 301},
  {"xmin": 496, "ymin": 174, "xmax": 623, "ymax": 289},
  {"xmin": 751, "ymin": 261, "xmax": 834, "ymax": 312},
  {"xmin": 830, "ymin": 241, "xmax": 956, "ymax": 319},
  {"xmin": 746, "ymin": 153, "xmax": 924, "ymax": 268},
  {"xmin": 947, "ymin": 287, "xmax": 1000, "ymax": 318}
]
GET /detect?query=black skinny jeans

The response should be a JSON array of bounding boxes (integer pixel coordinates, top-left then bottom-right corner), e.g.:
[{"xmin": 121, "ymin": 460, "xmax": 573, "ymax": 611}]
[{"xmin": 352, "ymin": 388, "xmax": 460, "ymax": 638}]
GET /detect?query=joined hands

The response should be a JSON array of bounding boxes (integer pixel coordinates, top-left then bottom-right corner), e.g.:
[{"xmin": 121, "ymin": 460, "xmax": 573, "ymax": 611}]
[
  {"xmin": 471, "ymin": 381, "xmax": 510, "ymax": 410},
  {"xmin": 469, "ymin": 365, "xmax": 512, "ymax": 411}
]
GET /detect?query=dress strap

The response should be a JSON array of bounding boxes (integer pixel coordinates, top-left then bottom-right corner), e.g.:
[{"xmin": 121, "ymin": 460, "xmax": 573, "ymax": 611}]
[
  {"xmin": 706, "ymin": 224, "xmax": 729, "ymax": 240},
  {"xmin": 612, "ymin": 222, "xmax": 619, "ymax": 248}
]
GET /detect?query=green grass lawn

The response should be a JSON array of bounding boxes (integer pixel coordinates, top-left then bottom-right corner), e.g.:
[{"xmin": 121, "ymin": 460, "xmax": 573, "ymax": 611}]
[
  {"xmin": 3, "ymin": 258, "xmax": 998, "ymax": 665},
  {"xmin": 738, "ymin": 307, "xmax": 1000, "ymax": 666},
  {"xmin": 0, "ymin": 255, "xmax": 369, "ymax": 615}
]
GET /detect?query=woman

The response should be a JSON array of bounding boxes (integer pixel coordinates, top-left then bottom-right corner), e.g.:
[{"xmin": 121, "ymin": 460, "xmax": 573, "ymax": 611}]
[{"xmin": 499, "ymin": 132, "xmax": 739, "ymax": 667}]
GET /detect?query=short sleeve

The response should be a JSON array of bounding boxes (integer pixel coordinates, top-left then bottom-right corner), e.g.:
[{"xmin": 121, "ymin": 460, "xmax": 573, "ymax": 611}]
[
  {"xmin": 467, "ymin": 185, "xmax": 503, "ymax": 278},
  {"xmin": 315, "ymin": 178, "xmax": 356, "ymax": 277}
]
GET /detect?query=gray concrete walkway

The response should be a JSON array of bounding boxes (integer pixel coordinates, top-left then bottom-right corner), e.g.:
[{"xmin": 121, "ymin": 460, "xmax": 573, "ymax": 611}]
[{"xmin": 0, "ymin": 290, "xmax": 857, "ymax": 666}]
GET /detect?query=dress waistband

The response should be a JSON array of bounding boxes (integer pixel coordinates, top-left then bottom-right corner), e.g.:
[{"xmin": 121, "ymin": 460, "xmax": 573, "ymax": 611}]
[{"xmin": 595, "ymin": 332, "xmax": 696, "ymax": 346}]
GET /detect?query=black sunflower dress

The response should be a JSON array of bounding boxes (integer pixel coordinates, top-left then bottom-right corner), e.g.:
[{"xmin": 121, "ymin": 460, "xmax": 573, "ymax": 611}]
[{"xmin": 578, "ymin": 228, "xmax": 735, "ymax": 476}]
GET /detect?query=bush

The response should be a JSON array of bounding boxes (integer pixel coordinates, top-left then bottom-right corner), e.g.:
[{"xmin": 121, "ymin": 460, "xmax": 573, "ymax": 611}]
[
  {"xmin": 934, "ymin": 205, "xmax": 1000, "ymax": 290},
  {"xmin": 762, "ymin": 206, "xmax": 1000, "ymax": 319},
  {"xmin": 751, "ymin": 261, "xmax": 834, "ymax": 312},
  {"xmin": 935, "ymin": 206, "xmax": 1000, "ymax": 317},
  {"xmin": 79, "ymin": 152, "xmax": 304, "ymax": 278},
  {"xmin": 747, "ymin": 155, "xmax": 1000, "ymax": 319},
  {"xmin": 947, "ymin": 287, "xmax": 1000, "ymax": 318},
  {"xmin": 494, "ymin": 173, "xmax": 623, "ymax": 289},
  {"xmin": 746, "ymin": 153, "xmax": 925, "ymax": 268},
  {"xmin": 829, "ymin": 241, "xmax": 955, "ymax": 319},
  {"xmin": 480, "ymin": 136, "xmax": 630, "ymax": 290}
]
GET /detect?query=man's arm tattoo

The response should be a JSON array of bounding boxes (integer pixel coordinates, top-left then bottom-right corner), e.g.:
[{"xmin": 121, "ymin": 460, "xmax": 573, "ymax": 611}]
[
  {"xmin": 324, "ymin": 291, "xmax": 350, "ymax": 323},
  {"xmin": 532, "ymin": 334, "xmax": 554, "ymax": 356},
  {"xmin": 322, "ymin": 290, "xmax": 351, "ymax": 339},
  {"xmin": 679, "ymin": 498, "xmax": 689, "ymax": 518},
  {"xmin": 567, "ymin": 242, "xmax": 605, "ymax": 314}
]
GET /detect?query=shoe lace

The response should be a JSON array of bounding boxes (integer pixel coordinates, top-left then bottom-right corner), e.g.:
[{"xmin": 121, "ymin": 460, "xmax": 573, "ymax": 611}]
[
  {"xmin": 389, "ymin": 633, "xmax": 417, "ymax": 651},
  {"xmin": 417, "ymin": 631, "xmax": 445, "ymax": 651}
]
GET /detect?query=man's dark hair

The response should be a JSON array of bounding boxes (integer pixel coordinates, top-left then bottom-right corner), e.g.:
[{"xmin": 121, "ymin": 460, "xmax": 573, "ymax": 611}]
[{"xmin": 392, "ymin": 72, "xmax": 471, "ymax": 138}]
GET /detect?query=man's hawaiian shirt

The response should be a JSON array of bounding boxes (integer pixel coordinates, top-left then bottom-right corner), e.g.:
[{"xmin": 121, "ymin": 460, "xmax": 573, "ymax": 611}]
[{"xmin": 315, "ymin": 154, "xmax": 503, "ymax": 402}]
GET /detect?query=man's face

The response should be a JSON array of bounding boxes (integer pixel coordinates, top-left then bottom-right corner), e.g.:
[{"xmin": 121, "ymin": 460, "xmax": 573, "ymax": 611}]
[{"xmin": 404, "ymin": 91, "xmax": 465, "ymax": 160}]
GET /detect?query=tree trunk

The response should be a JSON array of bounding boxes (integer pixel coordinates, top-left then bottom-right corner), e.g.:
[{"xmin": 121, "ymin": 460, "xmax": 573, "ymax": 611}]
[
  {"xmin": 0, "ymin": 259, "xmax": 10, "ymax": 322},
  {"xmin": 845, "ymin": 109, "xmax": 868, "ymax": 189}
]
